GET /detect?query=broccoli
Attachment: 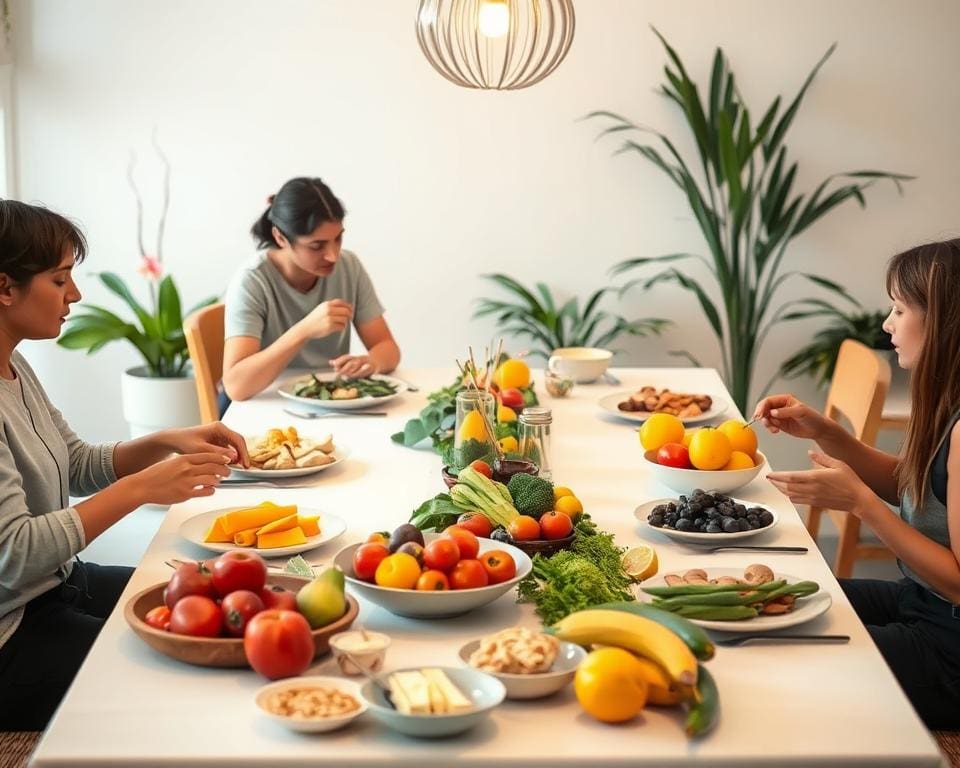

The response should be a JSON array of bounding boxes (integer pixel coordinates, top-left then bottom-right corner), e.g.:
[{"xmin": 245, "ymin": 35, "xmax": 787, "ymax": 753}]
[{"xmin": 507, "ymin": 473, "xmax": 554, "ymax": 519}]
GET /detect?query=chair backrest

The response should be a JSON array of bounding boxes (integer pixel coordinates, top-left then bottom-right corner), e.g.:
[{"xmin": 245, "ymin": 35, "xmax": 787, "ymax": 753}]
[
  {"xmin": 824, "ymin": 339, "xmax": 892, "ymax": 447},
  {"xmin": 183, "ymin": 303, "xmax": 225, "ymax": 424}
]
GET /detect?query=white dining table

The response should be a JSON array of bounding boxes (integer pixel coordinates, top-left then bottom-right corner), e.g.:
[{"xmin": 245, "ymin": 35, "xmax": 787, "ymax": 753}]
[{"xmin": 30, "ymin": 368, "xmax": 943, "ymax": 767}]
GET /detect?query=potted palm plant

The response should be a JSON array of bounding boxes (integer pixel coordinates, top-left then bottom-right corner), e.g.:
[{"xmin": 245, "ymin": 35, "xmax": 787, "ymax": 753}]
[
  {"xmin": 58, "ymin": 141, "xmax": 215, "ymax": 437},
  {"xmin": 587, "ymin": 29, "xmax": 912, "ymax": 414}
]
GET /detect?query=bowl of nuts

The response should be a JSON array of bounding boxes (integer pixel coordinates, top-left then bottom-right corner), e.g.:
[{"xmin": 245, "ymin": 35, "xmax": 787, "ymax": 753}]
[{"xmin": 255, "ymin": 676, "xmax": 366, "ymax": 733}]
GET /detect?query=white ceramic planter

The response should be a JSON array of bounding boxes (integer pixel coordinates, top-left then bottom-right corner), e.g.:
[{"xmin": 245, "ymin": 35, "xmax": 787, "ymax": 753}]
[{"xmin": 121, "ymin": 366, "xmax": 201, "ymax": 439}]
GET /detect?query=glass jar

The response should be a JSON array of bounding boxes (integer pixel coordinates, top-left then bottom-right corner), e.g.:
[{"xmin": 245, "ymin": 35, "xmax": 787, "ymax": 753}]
[
  {"xmin": 518, "ymin": 406, "xmax": 553, "ymax": 481},
  {"xmin": 453, "ymin": 390, "xmax": 497, "ymax": 470}
]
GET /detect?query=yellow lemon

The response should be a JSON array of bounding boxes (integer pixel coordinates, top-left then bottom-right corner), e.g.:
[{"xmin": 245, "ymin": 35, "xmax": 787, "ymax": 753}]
[
  {"xmin": 622, "ymin": 545, "xmax": 658, "ymax": 581},
  {"xmin": 555, "ymin": 495, "xmax": 583, "ymax": 518},
  {"xmin": 718, "ymin": 419, "xmax": 759, "ymax": 458},
  {"xmin": 458, "ymin": 409, "xmax": 489, "ymax": 443},
  {"xmin": 494, "ymin": 359, "xmax": 531, "ymax": 389},
  {"xmin": 498, "ymin": 435, "xmax": 519, "ymax": 453},
  {"xmin": 497, "ymin": 404, "xmax": 518, "ymax": 423},
  {"xmin": 688, "ymin": 427, "xmax": 732, "ymax": 470},
  {"xmin": 723, "ymin": 450, "xmax": 755, "ymax": 471},
  {"xmin": 639, "ymin": 413, "xmax": 685, "ymax": 452},
  {"xmin": 575, "ymin": 648, "xmax": 649, "ymax": 723},
  {"xmin": 553, "ymin": 486, "xmax": 575, "ymax": 502}
]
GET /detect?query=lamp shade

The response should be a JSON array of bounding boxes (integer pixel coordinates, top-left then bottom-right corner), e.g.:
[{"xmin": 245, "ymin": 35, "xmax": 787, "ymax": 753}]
[{"xmin": 415, "ymin": 0, "xmax": 575, "ymax": 91}]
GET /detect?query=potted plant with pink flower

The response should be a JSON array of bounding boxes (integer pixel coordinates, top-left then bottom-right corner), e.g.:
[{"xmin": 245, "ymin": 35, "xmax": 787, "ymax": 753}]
[{"xmin": 58, "ymin": 139, "xmax": 216, "ymax": 436}]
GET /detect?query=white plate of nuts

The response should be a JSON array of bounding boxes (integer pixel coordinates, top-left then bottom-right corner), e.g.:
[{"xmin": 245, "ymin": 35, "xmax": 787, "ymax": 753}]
[{"xmin": 255, "ymin": 676, "xmax": 366, "ymax": 733}]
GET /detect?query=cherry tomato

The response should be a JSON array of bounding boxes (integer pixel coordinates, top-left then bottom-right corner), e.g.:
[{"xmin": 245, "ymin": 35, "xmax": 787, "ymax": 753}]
[
  {"xmin": 144, "ymin": 605, "xmax": 171, "ymax": 631},
  {"xmin": 164, "ymin": 561, "xmax": 216, "ymax": 609},
  {"xmin": 443, "ymin": 525, "xmax": 480, "ymax": 560},
  {"xmin": 422, "ymin": 538, "xmax": 460, "ymax": 572},
  {"xmin": 169, "ymin": 595, "xmax": 223, "ymax": 637},
  {"xmin": 259, "ymin": 584, "xmax": 298, "ymax": 612},
  {"xmin": 211, "ymin": 551, "xmax": 267, "ymax": 596},
  {"xmin": 456, "ymin": 512, "xmax": 493, "ymax": 538},
  {"xmin": 366, "ymin": 531, "xmax": 389, "ymax": 546},
  {"xmin": 540, "ymin": 510, "xmax": 574, "ymax": 540},
  {"xmin": 480, "ymin": 550, "xmax": 517, "ymax": 584},
  {"xmin": 449, "ymin": 559, "xmax": 489, "ymax": 590},
  {"xmin": 508, "ymin": 515, "xmax": 541, "ymax": 541},
  {"xmin": 657, "ymin": 442, "xmax": 691, "ymax": 469},
  {"xmin": 353, "ymin": 543, "xmax": 390, "ymax": 582},
  {"xmin": 416, "ymin": 570, "xmax": 450, "ymax": 591},
  {"xmin": 221, "ymin": 589, "xmax": 264, "ymax": 637},
  {"xmin": 243, "ymin": 609, "xmax": 315, "ymax": 680},
  {"xmin": 469, "ymin": 459, "xmax": 493, "ymax": 479},
  {"xmin": 499, "ymin": 388, "xmax": 525, "ymax": 409}
]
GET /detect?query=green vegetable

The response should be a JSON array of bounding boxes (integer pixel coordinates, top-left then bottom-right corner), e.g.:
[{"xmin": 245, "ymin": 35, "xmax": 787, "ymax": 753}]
[
  {"xmin": 507, "ymin": 473, "xmax": 555, "ymax": 519},
  {"xmin": 654, "ymin": 590, "xmax": 769, "ymax": 608},
  {"xmin": 284, "ymin": 555, "xmax": 315, "ymax": 579},
  {"xmin": 671, "ymin": 605, "xmax": 759, "ymax": 620},
  {"xmin": 450, "ymin": 467, "xmax": 519, "ymax": 529},
  {"xmin": 408, "ymin": 493, "xmax": 463, "ymax": 532},
  {"xmin": 642, "ymin": 580, "xmax": 785, "ymax": 598},
  {"xmin": 685, "ymin": 664, "xmax": 720, "ymax": 738},
  {"xmin": 295, "ymin": 375, "xmax": 397, "ymax": 399},
  {"xmin": 451, "ymin": 438, "xmax": 495, "ymax": 473},
  {"xmin": 591, "ymin": 601, "xmax": 715, "ymax": 661}
]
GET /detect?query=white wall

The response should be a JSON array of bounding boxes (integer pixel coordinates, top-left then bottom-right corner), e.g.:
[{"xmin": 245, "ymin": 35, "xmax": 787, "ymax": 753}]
[{"xmin": 11, "ymin": 0, "xmax": 960, "ymax": 471}]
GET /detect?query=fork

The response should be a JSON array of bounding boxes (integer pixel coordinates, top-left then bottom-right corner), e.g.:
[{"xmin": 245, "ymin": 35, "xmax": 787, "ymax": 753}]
[
  {"xmin": 282, "ymin": 408, "xmax": 387, "ymax": 419},
  {"xmin": 694, "ymin": 545, "xmax": 809, "ymax": 554},
  {"xmin": 715, "ymin": 634, "xmax": 850, "ymax": 647}
]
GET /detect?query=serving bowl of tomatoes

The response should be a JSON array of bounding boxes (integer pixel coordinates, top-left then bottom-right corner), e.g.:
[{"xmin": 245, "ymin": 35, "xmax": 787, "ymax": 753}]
[
  {"xmin": 333, "ymin": 531, "xmax": 532, "ymax": 619},
  {"xmin": 644, "ymin": 449, "xmax": 767, "ymax": 495}
]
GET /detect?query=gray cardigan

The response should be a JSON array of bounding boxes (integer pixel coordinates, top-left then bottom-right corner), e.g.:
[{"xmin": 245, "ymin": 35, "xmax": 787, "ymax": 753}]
[{"xmin": 0, "ymin": 351, "xmax": 117, "ymax": 648}]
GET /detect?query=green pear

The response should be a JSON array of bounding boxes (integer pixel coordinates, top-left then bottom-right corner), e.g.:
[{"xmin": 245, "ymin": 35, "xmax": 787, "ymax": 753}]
[{"xmin": 296, "ymin": 566, "xmax": 346, "ymax": 629}]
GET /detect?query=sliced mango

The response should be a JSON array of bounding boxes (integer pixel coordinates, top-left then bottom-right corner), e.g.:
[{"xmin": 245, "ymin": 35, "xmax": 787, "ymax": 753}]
[
  {"xmin": 233, "ymin": 527, "xmax": 259, "ymax": 547},
  {"xmin": 220, "ymin": 503, "xmax": 297, "ymax": 536},
  {"xmin": 203, "ymin": 517, "xmax": 232, "ymax": 543},
  {"xmin": 298, "ymin": 515, "xmax": 321, "ymax": 538},
  {"xmin": 257, "ymin": 527, "xmax": 307, "ymax": 549},
  {"xmin": 256, "ymin": 513, "xmax": 299, "ymax": 537}
]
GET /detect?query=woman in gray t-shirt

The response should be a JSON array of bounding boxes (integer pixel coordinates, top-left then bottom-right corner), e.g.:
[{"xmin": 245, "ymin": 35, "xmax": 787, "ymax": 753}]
[{"xmin": 222, "ymin": 177, "xmax": 400, "ymax": 400}]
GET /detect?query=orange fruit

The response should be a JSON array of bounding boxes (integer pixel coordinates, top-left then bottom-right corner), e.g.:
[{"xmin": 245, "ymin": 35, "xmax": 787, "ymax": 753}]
[
  {"xmin": 722, "ymin": 450, "xmax": 755, "ymax": 471},
  {"xmin": 718, "ymin": 420, "xmax": 758, "ymax": 459},
  {"xmin": 494, "ymin": 359, "xmax": 530, "ymax": 389},
  {"xmin": 688, "ymin": 428, "xmax": 732, "ymax": 470},
  {"xmin": 639, "ymin": 413, "xmax": 685, "ymax": 452},
  {"xmin": 575, "ymin": 648, "xmax": 649, "ymax": 723},
  {"xmin": 497, "ymin": 404, "xmax": 517, "ymax": 423},
  {"xmin": 458, "ymin": 410, "xmax": 489, "ymax": 443}
]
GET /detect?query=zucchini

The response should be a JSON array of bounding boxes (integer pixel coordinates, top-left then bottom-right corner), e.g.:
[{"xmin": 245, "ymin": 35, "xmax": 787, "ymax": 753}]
[{"xmin": 685, "ymin": 664, "xmax": 720, "ymax": 738}]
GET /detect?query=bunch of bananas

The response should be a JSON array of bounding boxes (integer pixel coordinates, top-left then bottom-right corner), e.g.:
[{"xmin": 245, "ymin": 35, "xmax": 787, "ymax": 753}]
[{"xmin": 550, "ymin": 602, "xmax": 719, "ymax": 737}]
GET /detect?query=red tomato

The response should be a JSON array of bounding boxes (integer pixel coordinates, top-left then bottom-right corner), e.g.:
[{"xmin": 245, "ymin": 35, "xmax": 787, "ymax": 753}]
[
  {"xmin": 540, "ymin": 510, "xmax": 574, "ymax": 540},
  {"xmin": 221, "ymin": 590, "xmax": 265, "ymax": 637},
  {"xmin": 508, "ymin": 515, "xmax": 541, "ymax": 542},
  {"xmin": 443, "ymin": 526, "xmax": 480, "ymax": 560},
  {"xmin": 416, "ymin": 570, "xmax": 450, "ymax": 591},
  {"xmin": 353, "ymin": 543, "xmax": 390, "ymax": 582},
  {"xmin": 499, "ymin": 388, "xmax": 525, "ymax": 409},
  {"xmin": 164, "ymin": 561, "xmax": 217, "ymax": 609},
  {"xmin": 449, "ymin": 559, "xmax": 489, "ymax": 590},
  {"xmin": 144, "ymin": 605, "xmax": 171, "ymax": 631},
  {"xmin": 259, "ymin": 584, "xmax": 298, "ymax": 612},
  {"xmin": 656, "ymin": 442, "xmax": 691, "ymax": 469},
  {"xmin": 469, "ymin": 459, "xmax": 493, "ymax": 479},
  {"xmin": 480, "ymin": 550, "xmax": 517, "ymax": 584},
  {"xmin": 244, "ymin": 609, "xmax": 315, "ymax": 680},
  {"xmin": 169, "ymin": 595, "xmax": 223, "ymax": 637},
  {"xmin": 211, "ymin": 551, "xmax": 267, "ymax": 596},
  {"xmin": 423, "ymin": 538, "xmax": 460, "ymax": 572},
  {"xmin": 456, "ymin": 512, "xmax": 493, "ymax": 538}
]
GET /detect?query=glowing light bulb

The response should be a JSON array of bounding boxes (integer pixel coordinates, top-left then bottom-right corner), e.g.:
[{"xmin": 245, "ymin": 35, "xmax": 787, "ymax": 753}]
[{"xmin": 478, "ymin": 0, "xmax": 509, "ymax": 38}]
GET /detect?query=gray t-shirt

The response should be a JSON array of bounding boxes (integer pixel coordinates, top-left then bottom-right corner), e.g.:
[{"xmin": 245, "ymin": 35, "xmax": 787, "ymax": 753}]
[
  {"xmin": 0, "ymin": 352, "xmax": 116, "ymax": 649},
  {"xmin": 224, "ymin": 249, "xmax": 385, "ymax": 369}
]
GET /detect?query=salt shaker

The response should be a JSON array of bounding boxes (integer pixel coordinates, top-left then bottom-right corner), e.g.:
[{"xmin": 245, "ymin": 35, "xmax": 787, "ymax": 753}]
[{"xmin": 518, "ymin": 407, "xmax": 553, "ymax": 481}]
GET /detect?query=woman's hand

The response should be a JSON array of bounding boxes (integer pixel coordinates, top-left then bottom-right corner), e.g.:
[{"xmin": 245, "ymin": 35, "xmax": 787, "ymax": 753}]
[
  {"xmin": 330, "ymin": 354, "xmax": 378, "ymax": 378},
  {"xmin": 752, "ymin": 394, "xmax": 830, "ymax": 440},
  {"xmin": 130, "ymin": 453, "xmax": 232, "ymax": 505},
  {"xmin": 767, "ymin": 451, "xmax": 874, "ymax": 514},
  {"xmin": 166, "ymin": 422, "xmax": 250, "ymax": 467},
  {"xmin": 301, "ymin": 299, "xmax": 353, "ymax": 340}
]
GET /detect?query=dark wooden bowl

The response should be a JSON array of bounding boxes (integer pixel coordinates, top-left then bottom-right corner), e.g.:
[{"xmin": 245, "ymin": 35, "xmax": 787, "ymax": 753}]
[
  {"xmin": 442, "ymin": 460, "xmax": 539, "ymax": 490},
  {"xmin": 124, "ymin": 575, "xmax": 359, "ymax": 668},
  {"xmin": 511, "ymin": 532, "xmax": 576, "ymax": 558},
  {"xmin": 441, "ymin": 465, "xmax": 459, "ymax": 489}
]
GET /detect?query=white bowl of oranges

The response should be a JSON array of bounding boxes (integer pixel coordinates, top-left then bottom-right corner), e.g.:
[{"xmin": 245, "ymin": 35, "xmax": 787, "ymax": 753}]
[{"xmin": 639, "ymin": 415, "xmax": 766, "ymax": 495}]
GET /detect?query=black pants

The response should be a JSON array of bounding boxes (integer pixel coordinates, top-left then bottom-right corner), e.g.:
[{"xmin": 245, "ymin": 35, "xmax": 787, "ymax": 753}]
[
  {"xmin": 0, "ymin": 561, "xmax": 133, "ymax": 730},
  {"xmin": 842, "ymin": 577, "xmax": 960, "ymax": 729}
]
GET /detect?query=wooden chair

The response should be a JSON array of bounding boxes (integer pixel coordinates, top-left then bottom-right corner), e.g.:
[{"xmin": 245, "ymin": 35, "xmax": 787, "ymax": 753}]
[
  {"xmin": 183, "ymin": 304, "xmax": 225, "ymax": 424},
  {"xmin": 805, "ymin": 339, "xmax": 894, "ymax": 578},
  {"xmin": 0, "ymin": 730, "xmax": 41, "ymax": 768}
]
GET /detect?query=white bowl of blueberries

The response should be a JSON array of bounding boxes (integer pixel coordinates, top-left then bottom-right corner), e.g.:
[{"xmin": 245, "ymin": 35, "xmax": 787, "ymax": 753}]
[{"xmin": 635, "ymin": 489, "xmax": 778, "ymax": 542}]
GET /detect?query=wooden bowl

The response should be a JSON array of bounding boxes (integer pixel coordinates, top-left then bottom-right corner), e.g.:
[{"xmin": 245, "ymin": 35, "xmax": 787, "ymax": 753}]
[
  {"xmin": 124, "ymin": 575, "xmax": 359, "ymax": 668},
  {"xmin": 441, "ymin": 460, "xmax": 539, "ymax": 490},
  {"xmin": 510, "ymin": 532, "xmax": 576, "ymax": 557},
  {"xmin": 441, "ymin": 465, "xmax": 459, "ymax": 489}
]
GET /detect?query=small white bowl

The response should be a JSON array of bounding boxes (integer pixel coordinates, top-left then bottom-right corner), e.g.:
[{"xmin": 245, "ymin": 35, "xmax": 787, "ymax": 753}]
[
  {"xmin": 360, "ymin": 666, "xmax": 505, "ymax": 738},
  {"xmin": 548, "ymin": 347, "xmax": 612, "ymax": 383},
  {"xmin": 644, "ymin": 450, "xmax": 767, "ymax": 495},
  {"xmin": 458, "ymin": 639, "xmax": 586, "ymax": 700},
  {"xmin": 329, "ymin": 630, "xmax": 391, "ymax": 676},
  {"xmin": 255, "ymin": 675, "xmax": 366, "ymax": 733}
]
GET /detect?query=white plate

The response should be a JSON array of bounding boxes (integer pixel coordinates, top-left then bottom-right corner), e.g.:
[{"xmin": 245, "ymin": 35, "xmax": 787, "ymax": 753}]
[
  {"xmin": 598, "ymin": 391, "xmax": 728, "ymax": 424},
  {"xmin": 277, "ymin": 373, "xmax": 407, "ymax": 411},
  {"xmin": 642, "ymin": 568, "xmax": 832, "ymax": 632},
  {"xmin": 228, "ymin": 445, "xmax": 350, "ymax": 478},
  {"xmin": 634, "ymin": 496, "xmax": 778, "ymax": 543},
  {"xmin": 256, "ymin": 675, "xmax": 366, "ymax": 733},
  {"xmin": 178, "ymin": 507, "xmax": 347, "ymax": 557}
]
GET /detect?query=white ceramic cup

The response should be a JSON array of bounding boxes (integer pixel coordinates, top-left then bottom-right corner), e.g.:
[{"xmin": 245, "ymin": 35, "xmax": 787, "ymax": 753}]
[{"xmin": 547, "ymin": 347, "xmax": 612, "ymax": 383}]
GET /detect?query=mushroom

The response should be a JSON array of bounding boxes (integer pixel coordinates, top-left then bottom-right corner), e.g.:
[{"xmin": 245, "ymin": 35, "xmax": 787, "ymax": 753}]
[
  {"xmin": 664, "ymin": 574, "xmax": 686, "ymax": 587},
  {"xmin": 683, "ymin": 569, "xmax": 709, "ymax": 583},
  {"xmin": 743, "ymin": 564, "xmax": 775, "ymax": 585},
  {"xmin": 760, "ymin": 602, "xmax": 792, "ymax": 615},
  {"xmin": 715, "ymin": 576, "xmax": 741, "ymax": 586}
]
